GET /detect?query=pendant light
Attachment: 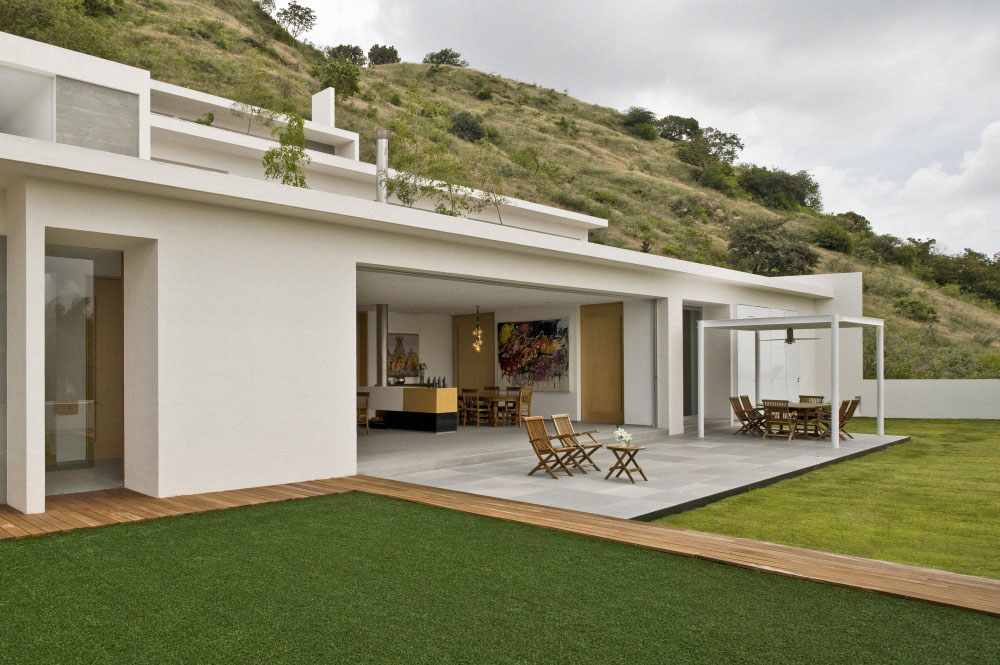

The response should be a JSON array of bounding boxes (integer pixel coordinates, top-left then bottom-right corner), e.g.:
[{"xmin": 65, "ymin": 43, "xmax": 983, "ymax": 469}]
[{"xmin": 473, "ymin": 305, "xmax": 483, "ymax": 352}]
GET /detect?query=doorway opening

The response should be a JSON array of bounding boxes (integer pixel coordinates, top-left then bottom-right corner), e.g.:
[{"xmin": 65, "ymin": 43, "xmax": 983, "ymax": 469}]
[{"xmin": 45, "ymin": 244, "xmax": 124, "ymax": 495}]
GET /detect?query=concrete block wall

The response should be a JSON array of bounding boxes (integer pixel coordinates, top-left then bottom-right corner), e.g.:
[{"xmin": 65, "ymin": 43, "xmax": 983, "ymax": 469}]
[{"xmin": 56, "ymin": 77, "xmax": 140, "ymax": 157}]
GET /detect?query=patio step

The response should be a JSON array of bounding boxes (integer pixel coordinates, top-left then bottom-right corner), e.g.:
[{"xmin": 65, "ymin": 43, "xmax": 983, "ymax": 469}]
[{"xmin": 360, "ymin": 445, "xmax": 534, "ymax": 477}]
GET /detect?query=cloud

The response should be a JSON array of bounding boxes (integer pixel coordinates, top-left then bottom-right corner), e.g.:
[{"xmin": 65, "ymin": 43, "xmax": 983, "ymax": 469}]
[
  {"xmin": 302, "ymin": 0, "xmax": 1000, "ymax": 253},
  {"xmin": 815, "ymin": 121, "xmax": 1000, "ymax": 253}
]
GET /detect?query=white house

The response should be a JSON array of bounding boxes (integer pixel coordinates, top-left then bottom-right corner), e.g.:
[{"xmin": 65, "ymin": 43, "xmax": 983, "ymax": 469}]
[{"xmin": 0, "ymin": 33, "xmax": 868, "ymax": 514}]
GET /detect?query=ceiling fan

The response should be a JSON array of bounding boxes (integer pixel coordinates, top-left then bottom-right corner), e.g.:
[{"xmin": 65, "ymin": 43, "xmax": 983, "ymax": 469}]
[{"xmin": 756, "ymin": 328, "xmax": 821, "ymax": 344}]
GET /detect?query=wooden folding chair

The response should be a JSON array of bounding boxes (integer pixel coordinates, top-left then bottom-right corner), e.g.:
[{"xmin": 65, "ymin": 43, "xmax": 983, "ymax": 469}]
[
  {"xmin": 730, "ymin": 396, "xmax": 763, "ymax": 436},
  {"xmin": 799, "ymin": 395, "xmax": 825, "ymax": 403},
  {"xmin": 818, "ymin": 398, "xmax": 860, "ymax": 440},
  {"xmin": 357, "ymin": 392, "xmax": 370, "ymax": 435},
  {"xmin": 761, "ymin": 399, "xmax": 798, "ymax": 440},
  {"xmin": 523, "ymin": 416, "xmax": 578, "ymax": 479},
  {"xmin": 459, "ymin": 389, "xmax": 489, "ymax": 426},
  {"xmin": 551, "ymin": 413, "xmax": 602, "ymax": 472}
]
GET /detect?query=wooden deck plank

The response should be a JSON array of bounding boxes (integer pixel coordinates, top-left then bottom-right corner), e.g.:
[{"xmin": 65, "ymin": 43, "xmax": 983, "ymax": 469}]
[{"xmin": 1, "ymin": 474, "xmax": 996, "ymax": 617}]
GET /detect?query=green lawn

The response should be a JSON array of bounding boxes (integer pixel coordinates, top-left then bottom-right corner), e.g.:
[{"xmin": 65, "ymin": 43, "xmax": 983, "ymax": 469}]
[
  {"xmin": 1, "ymin": 492, "xmax": 998, "ymax": 664},
  {"xmin": 658, "ymin": 418, "xmax": 1000, "ymax": 579}
]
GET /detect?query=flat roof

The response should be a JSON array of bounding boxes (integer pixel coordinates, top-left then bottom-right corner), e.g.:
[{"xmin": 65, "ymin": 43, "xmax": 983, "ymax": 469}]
[{"xmin": 702, "ymin": 314, "xmax": 883, "ymax": 331}]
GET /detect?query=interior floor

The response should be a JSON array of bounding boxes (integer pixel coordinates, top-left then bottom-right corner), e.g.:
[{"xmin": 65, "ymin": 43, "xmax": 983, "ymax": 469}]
[{"xmin": 45, "ymin": 459, "xmax": 123, "ymax": 496}]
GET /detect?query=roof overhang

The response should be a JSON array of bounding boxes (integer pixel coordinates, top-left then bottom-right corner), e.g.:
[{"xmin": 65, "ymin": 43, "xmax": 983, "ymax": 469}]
[{"xmin": 702, "ymin": 314, "xmax": 883, "ymax": 331}]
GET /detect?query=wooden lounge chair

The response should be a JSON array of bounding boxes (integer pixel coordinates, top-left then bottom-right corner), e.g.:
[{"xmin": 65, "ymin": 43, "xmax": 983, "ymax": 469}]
[
  {"xmin": 357, "ymin": 392, "xmax": 370, "ymax": 435},
  {"xmin": 523, "ymin": 416, "xmax": 578, "ymax": 479},
  {"xmin": 730, "ymin": 396, "xmax": 763, "ymax": 436},
  {"xmin": 799, "ymin": 395, "xmax": 825, "ymax": 403},
  {"xmin": 551, "ymin": 413, "xmax": 602, "ymax": 472},
  {"xmin": 761, "ymin": 399, "xmax": 798, "ymax": 440},
  {"xmin": 459, "ymin": 389, "xmax": 489, "ymax": 426}
]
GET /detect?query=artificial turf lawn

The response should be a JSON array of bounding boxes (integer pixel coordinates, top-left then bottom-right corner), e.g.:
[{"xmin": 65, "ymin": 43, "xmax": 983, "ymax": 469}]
[
  {"xmin": 1, "ymin": 492, "xmax": 998, "ymax": 664},
  {"xmin": 658, "ymin": 418, "xmax": 1000, "ymax": 579}
]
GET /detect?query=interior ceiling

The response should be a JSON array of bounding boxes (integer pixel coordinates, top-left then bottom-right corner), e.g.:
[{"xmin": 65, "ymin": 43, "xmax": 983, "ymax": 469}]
[{"xmin": 357, "ymin": 269, "xmax": 647, "ymax": 315}]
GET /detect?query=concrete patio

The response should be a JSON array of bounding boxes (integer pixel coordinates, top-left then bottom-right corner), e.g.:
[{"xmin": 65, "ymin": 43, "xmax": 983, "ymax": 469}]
[{"xmin": 358, "ymin": 420, "xmax": 909, "ymax": 520}]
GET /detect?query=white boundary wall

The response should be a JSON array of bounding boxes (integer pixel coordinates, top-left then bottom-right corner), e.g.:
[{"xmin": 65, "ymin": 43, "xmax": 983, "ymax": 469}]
[{"xmin": 860, "ymin": 379, "xmax": 1000, "ymax": 419}]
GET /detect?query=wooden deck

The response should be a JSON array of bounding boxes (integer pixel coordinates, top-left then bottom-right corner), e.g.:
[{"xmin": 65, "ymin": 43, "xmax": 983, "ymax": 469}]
[{"xmin": 1, "ymin": 474, "xmax": 998, "ymax": 617}]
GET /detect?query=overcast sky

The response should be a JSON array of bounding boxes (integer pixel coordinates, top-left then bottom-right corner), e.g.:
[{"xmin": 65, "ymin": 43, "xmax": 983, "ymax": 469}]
[{"xmin": 302, "ymin": 0, "xmax": 1000, "ymax": 254}]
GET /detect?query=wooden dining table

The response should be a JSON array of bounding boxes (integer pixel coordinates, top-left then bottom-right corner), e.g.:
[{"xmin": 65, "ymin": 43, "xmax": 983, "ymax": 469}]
[
  {"xmin": 479, "ymin": 391, "xmax": 519, "ymax": 427},
  {"xmin": 785, "ymin": 401, "xmax": 830, "ymax": 438}
]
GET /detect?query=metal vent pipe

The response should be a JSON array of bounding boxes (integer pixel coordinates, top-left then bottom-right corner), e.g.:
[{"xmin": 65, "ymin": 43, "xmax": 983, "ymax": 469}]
[{"xmin": 375, "ymin": 130, "xmax": 389, "ymax": 203}]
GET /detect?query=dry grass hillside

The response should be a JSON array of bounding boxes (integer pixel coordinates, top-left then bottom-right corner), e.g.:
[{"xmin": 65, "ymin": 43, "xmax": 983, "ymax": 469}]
[{"xmin": 4, "ymin": 0, "xmax": 1000, "ymax": 378}]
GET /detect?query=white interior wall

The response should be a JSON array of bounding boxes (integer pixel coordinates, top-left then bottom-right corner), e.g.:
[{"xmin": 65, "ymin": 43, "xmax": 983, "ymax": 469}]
[
  {"xmin": 493, "ymin": 304, "xmax": 581, "ymax": 420},
  {"xmin": 702, "ymin": 304, "xmax": 733, "ymax": 419},
  {"xmin": 623, "ymin": 300, "xmax": 655, "ymax": 426}
]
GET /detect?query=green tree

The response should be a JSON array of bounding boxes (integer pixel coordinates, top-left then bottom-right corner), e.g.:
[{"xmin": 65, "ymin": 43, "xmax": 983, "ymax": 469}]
[
  {"xmin": 657, "ymin": 115, "xmax": 699, "ymax": 140},
  {"xmin": 813, "ymin": 218, "xmax": 855, "ymax": 253},
  {"xmin": 621, "ymin": 106, "xmax": 657, "ymax": 127},
  {"xmin": 326, "ymin": 44, "xmax": 366, "ymax": 66},
  {"xmin": 449, "ymin": 111, "xmax": 485, "ymax": 142},
  {"xmin": 737, "ymin": 165, "xmax": 822, "ymax": 211},
  {"xmin": 276, "ymin": 1, "xmax": 316, "ymax": 38},
  {"xmin": 676, "ymin": 127, "xmax": 744, "ymax": 169},
  {"xmin": 262, "ymin": 113, "xmax": 311, "ymax": 187},
  {"xmin": 834, "ymin": 211, "xmax": 873, "ymax": 236},
  {"xmin": 727, "ymin": 218, "xmax": 820, "ymax": 276},
  {"xmin": 317, "ymin": 58, "xmax": 361, "ymax": 100},
  {"xmin": 255, "ymin": 0, "xmax": 275, "ymax": 16},
  {"xmin": 368, "ymin": 44, "xmax": 401, "ymax": 65},
  {"xmin": 422, "ymin": 48, "xmax": 468, "ymax": 66}
]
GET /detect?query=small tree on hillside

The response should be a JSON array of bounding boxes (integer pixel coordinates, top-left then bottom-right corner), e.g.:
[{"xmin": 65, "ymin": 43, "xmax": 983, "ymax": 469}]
[
  {"xmin": 276, "ymin": 2, "xmax": 316, "ymax": 38},
  {"xmin": 621, "ymin": 106, "xmax": 657, "ymax": 127},
  {"xmin": 368, "ymin": 44, "xmax": 401, "ymax": 65},
  {"xmin": 326, "ymin": 44, "xmax": 366, "ymax": 66},
  {"xmin": 728, "ymin": 217, "xmax": 819, "ymax": 276},
  {"xmin": 658, "ymin": 115, "xmax": 699, "ymax": 140},
  {"xmin": 317, "ymin": 57, "xmax": 361, "ymax": 99},
  {"xmin": 262, "ymin": 113, "xmax": 311, "ymax": 187},
  {"xmin": 423, "ymin": 48, "xmax": 468, "ymax": 67},
  {"xmin": 255, "ymin": 0, "xmax": 275, "ymax": 16}
]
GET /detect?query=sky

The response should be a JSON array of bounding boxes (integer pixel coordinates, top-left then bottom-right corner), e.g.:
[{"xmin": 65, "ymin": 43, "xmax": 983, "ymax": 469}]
[{"xmin": 301, "ymin": 0, "xmax": 1000, "ymax": 254}]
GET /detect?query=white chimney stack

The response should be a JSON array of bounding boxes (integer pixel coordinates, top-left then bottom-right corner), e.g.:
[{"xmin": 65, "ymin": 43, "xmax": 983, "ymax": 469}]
[{"xmin": 311, "ymin": 88, "xmax": 336, "ymax": 127}]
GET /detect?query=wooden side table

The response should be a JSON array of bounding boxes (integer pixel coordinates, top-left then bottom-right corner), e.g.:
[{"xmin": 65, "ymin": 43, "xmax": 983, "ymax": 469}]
[{"xmin": 605, "ymin": 444, "xmax": 647, "ymax": 483}]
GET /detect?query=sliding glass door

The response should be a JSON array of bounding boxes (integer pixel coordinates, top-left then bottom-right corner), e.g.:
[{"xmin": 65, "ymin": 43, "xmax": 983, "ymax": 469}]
[{"xmin": 45, "ymin": 255, "xmax": 96, "ymax": 470}]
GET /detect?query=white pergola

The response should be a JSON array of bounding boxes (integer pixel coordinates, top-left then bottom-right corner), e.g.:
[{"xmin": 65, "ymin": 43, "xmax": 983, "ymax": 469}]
[{"xmin": 697, "ymin": 314, "xmax": 885, "ymax": 447}]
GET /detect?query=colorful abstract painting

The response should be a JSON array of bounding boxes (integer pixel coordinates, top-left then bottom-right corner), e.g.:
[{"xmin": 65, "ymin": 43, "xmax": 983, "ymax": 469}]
[
  {"xmin": 497, "ymin": 319, "xmax": 570, "ymax": 392},
  {"xmin": 387, "ymin": 333, "xmax": 420, "ymax": 378}
]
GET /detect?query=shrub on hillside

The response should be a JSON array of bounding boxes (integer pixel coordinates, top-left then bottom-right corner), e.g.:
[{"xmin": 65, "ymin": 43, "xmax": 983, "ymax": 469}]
[
  {"xmin": 423, "ymin": 48, "xmax": 468, "ymax": 67},
  {"xmin": 737, "ymin": 165, "xmax": 822, "ymax": 211},
  {"xmin": 316, "ymin": 58, "xmax": 360, "ymax": 99},
  {"xmin": 629, "ymin": 122, "xmax": 659, "ymax": 140},
  {"xmin": 0, "ymin": 0, "xmax": 120, "ymax": 59},
  {"xmin": 621, "ymin": 106, "xmax": 657, "ymax": 128},
  {"xmin": 727, "ymin": 217, "xmax": 819, "ymax": 276},
  {"xmin": 893, "ymin": 297, "xmax": 939, "ymax": 322},
  {"xmin": 813, "ymin": 218, "xmax": 855, "ymax": 253},
  {"xmin": 368, "ymin": 44, "xmax": 400, "ymax": 65},
  {"xmin": 449, "ymin": 111, "xmax": 486, "ymax": 142}
]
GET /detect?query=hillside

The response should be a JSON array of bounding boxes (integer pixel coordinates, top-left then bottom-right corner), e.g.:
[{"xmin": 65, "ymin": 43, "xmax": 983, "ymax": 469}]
[{"xmin": 4, "ymin": 0, "xmax": 1000, "ymax": 379}]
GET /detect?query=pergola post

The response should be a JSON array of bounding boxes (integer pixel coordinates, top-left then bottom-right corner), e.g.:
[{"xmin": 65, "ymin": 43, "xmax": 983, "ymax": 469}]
[
  {"xmin": 876, "ymin": 324, "xmax": 885, "ymax": 436},
  {"xmin": 697, "ymin": 320, "xmax": 705, "ymax": 438},
  {"xmin": 829, "ymin": 314, "xmax": 840, "ymax": 447}
]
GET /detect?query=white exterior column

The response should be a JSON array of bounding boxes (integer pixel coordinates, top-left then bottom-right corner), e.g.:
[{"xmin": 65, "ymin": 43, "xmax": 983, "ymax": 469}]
[
  {"xmin": 5, "ymin": 181, "xmax": 46, "ymax": 513},
  {"xmin": 876, "ymin": 324, "xmax": 885, "ymax": 436},
  {"xmin": 829, "ymin": 315, "xmax": 840, "ymax": 448},
  {"xmin": 697, "ymin": 320, "xmax": 705, "ymax": 438},
  {"xmin": 659, "ymin": 297, "xmax": 684, "ymax": 434}
]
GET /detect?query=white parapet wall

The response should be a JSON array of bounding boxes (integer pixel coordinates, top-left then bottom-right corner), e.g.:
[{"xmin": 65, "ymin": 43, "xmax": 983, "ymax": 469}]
[{"xmin": 860, "ymin": 379, "xmax": 1000, "ymax": 419}]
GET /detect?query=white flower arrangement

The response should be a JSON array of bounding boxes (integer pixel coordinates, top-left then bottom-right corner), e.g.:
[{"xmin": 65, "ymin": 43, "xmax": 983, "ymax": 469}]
[{"xmin": 613, "ymin": 426, "xmax": 632, "ymax": 445}]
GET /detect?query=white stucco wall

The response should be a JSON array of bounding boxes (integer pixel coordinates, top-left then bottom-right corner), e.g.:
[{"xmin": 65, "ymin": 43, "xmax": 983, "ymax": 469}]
[
  {"xmin": 623, "ymin": 300, "xmax": 656, "ymax": 426},
  {"xmin": 860, "ymin": 379, "xmax": 1000, "ymax": 419}
]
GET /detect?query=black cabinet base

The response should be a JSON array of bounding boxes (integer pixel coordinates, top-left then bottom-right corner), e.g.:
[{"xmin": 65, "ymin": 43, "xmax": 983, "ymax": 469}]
[{"xmin": 384, "ymin": 411, "xmax": 458, "ymax": 433}]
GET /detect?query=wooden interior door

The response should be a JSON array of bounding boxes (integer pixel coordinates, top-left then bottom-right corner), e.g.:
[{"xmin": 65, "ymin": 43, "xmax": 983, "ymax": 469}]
[
  {"xmin": 94, "ymin": 277, "xmax": 124, "ymax": 461},
  {"xmin": 452, "ymin": 312, "xmax": 495, "ymax": 389},
  {"xmin": 580, "ymin": 302, "xmax": 624, "ymax": 424}
]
